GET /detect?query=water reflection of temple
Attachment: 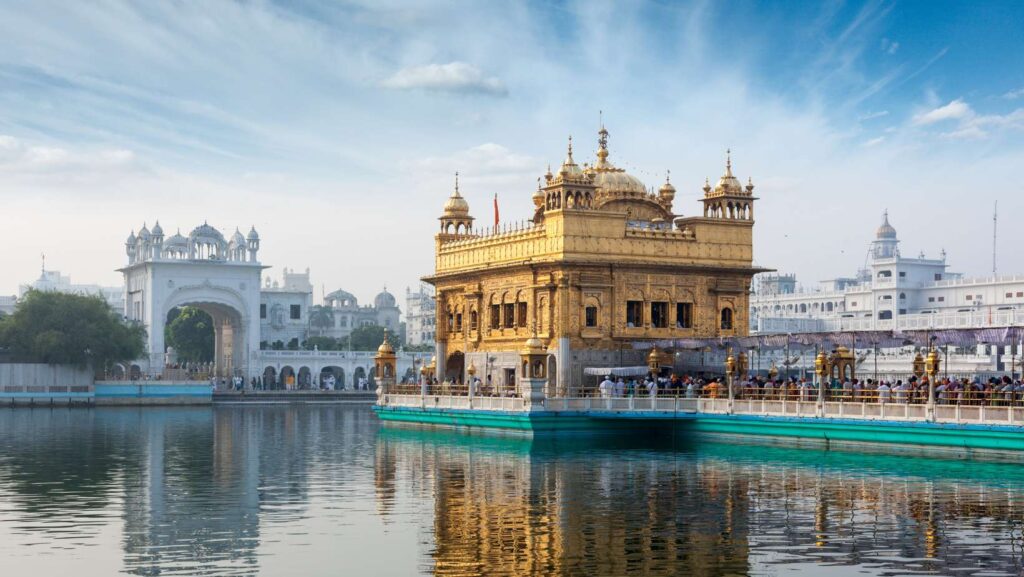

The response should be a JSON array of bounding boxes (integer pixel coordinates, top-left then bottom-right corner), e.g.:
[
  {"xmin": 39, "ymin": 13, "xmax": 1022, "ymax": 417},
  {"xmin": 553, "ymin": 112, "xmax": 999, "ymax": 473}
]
[
  {"xmin": 375, "ymin": 432, "xmax": 751, "ymax": 576},
  {"xmin": 375, "ymin": 430, "xmax": 1024, "ymax": 576}
]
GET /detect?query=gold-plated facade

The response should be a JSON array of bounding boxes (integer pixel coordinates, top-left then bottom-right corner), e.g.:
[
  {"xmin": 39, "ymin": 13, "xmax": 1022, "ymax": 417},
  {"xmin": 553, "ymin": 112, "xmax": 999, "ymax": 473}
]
[{"xmin": 425, "ymin": 127, "xmax": 766, "ymax": 392}]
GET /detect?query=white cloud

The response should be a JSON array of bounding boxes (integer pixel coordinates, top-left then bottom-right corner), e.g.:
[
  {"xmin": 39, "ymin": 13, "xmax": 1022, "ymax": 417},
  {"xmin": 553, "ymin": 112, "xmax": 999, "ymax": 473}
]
[
  {"xmin": 1004, "ymin": 87, "xmax": 1024, "ymax": 100},
  {"xmin": 858, "ymin": 110, "xmax": 889, "ymax": 121},
  {"xmin": 382, "ymin": 62, "xmax": 507, "ymax": 96},
  {"xmin": 912, "ymin": 99, "xmax": 973, "ymax": 125},
  {"xmin": 880, "ymin": 38, "xmax": 899, "ymax": 55},
  {"xmin": 911, "ymin": 99, "xmax": 1024, "ymax": 139},
  {"xmin": 413, "ymin": 143, "xmax": 537, "ymax": 176},
  {"xmin": 863, "ymin": 136, "xmax": 885, "ymax": 147},
  {"xmin": 0, "ymin": 134, "xmax": 137, "ymax": 174}
]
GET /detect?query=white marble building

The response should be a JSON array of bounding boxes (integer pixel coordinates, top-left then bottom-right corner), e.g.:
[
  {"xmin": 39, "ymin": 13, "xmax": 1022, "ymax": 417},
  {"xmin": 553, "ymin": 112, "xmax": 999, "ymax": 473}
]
[
  {"xmin": 19, "ymin": 269, "xmax": 125, "ymax": 317},
  {"xmin": 120, "ymin": 221, "xmax": 264, "ymax": 380},
  {"xmin": 405, "ymin": 283, "xmax": 436, "ymax": 347},
  {"xmin": 749, "ymin": 212, "xmax": 1024, "ymax": 378},
  {"xmin": 751, "ymin": 212, "xmax": 1024, "ymax": 334},
  {"xmin": 118, "ymin": 221, "xmax": 415, "ymax": 385}
]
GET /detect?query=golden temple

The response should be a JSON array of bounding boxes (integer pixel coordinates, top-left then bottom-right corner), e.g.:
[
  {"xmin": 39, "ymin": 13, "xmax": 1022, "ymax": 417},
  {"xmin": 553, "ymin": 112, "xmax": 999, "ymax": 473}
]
[{"xmin": 424, "ymin": 126, "xmax": 767, "ymax": 394}]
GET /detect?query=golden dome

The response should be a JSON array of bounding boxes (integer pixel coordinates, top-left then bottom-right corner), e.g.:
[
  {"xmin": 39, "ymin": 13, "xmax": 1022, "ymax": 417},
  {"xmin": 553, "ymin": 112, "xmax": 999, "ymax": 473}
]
[
  {"xmin": 442, "ymin": 172, "xmax": 470, "ymax": 216},
  {"xmin": 658, "ymin": 171, "xmax": 676, "ymax": 200},
  {"xmin": 714, "ymin": 150, "xmax": 743, "ymax": 195},
  {"xmin": 377, "ymin": 330, "xmax": 395, "ymax": 355},
  {"xmin": 586, "ymin": 126, "xmax": 647, "ymax": 195},
  {"xmin": 557, "ymin": 136, "xmax": 585, "ymax": 179},
  {"xmin": 876, "ymin": 210, "xmax": 897, "ymax": 239}
]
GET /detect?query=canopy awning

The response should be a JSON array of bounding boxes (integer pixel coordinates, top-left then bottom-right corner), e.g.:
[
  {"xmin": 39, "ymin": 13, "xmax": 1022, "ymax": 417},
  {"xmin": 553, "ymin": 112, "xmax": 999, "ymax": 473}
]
[
  {"xmin": 630, "ymin": 326, "xmax": 1024, "ymax": 351},
  {"xmin": 583, "ymin": 366, "xmax": 650, "ymax": 377}
]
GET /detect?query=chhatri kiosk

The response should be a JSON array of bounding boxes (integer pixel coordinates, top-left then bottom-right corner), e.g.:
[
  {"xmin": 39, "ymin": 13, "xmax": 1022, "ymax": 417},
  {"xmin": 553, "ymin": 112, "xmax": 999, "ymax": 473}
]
[{"xmin": 382, "ymin": 126, "xmax": 764, "ymax": 403}]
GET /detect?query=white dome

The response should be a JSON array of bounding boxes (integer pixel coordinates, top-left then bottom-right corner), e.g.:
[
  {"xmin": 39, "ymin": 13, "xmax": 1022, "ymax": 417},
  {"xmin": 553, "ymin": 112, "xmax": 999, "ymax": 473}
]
[
  {"xmin": 374, "ymin": 288, "xmax": 397, "ymax": 309},
  {"xmin": 151, "ymin": 221, "xmax": 163, "ymax": 236},
  {"xmin": 166, "ymin": 230, "xmax": 188, "ymax": 248},
  {"xmin": 189, "ymin": 222, "xmax": 225, "ymax": 243},
  {"xmin": 247, "ymin": 226, "xmax": 259, "ymax": 241}
]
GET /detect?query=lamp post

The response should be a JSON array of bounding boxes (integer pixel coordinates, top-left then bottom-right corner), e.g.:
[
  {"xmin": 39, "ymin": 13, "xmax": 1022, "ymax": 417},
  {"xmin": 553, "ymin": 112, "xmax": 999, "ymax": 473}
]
[
  {"xmin": 925, "ymin": 344, "xmax": 941, "ymax": 421},
  {"xmin": 725, "ymin": 348, "xmax": 736, "ymax": 413},
  {"xmin": 815, "ymin": 349, "xmax": 828, "ymax": 416}
]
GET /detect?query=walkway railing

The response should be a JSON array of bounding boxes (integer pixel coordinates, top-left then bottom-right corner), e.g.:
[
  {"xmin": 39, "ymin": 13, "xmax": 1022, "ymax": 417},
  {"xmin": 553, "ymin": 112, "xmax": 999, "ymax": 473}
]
[{"xmin": 379, "ymin": 388, "xmax": 1024, "ymax": 426}]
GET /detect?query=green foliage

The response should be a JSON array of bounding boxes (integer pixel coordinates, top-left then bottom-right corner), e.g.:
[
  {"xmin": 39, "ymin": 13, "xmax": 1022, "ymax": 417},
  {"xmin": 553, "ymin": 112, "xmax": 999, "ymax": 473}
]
[
  {"xmin": 347, "ymin": 324, "xmax": 400, "ymax": 351},
  {"xmin": 309, "ymin": 305, "xmax": 334, "ymax": 332},
  {"xmin": 303, "ymin": 336, "xmax": 340, "ymax": 351},
  {"xmin": 271, "ymin": 340, "xmax": 284, "ymax": 350},
  {"xmin": 404, "ymin": 343, "xmax": 434, "ymax": 352},
  {"xmin": 0, "ymin": 290, "xmax": 145, "ymax": 370},
  {"xmin": 286, "ymin": 337, "xmax": 299, "ymax": 350},
  {"xmin": 165, "ymin": 307, "xmax": 214, "ymax": 363}
]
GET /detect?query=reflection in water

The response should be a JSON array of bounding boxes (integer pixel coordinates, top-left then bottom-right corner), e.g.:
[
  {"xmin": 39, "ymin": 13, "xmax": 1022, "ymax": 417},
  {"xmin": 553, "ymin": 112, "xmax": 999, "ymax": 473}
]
[
  {"xmin": 376, "ymin": 428, "xmax": 1024, "ymax": 577},
  {"xmin": 1, "ymin": 406, "xmax": 1023, "ymax": 576}
]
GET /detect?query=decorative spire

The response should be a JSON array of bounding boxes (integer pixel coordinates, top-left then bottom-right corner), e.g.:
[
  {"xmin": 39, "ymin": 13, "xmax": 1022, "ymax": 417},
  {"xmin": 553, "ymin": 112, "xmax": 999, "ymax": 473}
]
[
  {"xmin": 454, "ymin": 171, "xmax": 460, "ymax": 196},
  {"xmin": 725, "ymin": 148, "xmax": 733, "ymax": 177},
  {"xmin": 666, "ymin": 169, "xmax": 671, "ymax": 184}
]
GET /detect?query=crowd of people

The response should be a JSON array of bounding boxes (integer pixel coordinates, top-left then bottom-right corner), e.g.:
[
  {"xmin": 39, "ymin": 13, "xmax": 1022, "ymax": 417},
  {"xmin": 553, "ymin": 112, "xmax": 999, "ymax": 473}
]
[{"xmin": 593, "ymin": 373, "xmax": 1024, "ymax": 406}]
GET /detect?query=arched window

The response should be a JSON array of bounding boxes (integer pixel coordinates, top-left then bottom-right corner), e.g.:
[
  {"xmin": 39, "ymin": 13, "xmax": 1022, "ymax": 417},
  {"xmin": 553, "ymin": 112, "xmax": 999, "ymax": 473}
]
[{"xmin": 720, "ymin": 308, "xmax": 734, "ymax": 330}]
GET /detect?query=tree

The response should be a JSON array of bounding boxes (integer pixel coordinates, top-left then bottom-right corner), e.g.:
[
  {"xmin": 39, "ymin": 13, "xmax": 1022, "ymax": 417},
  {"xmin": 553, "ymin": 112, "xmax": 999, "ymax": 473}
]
[
  {"xmin": 165, "ymin": 306, "xmax": 214, "ymax": 363},
  {"xmin": 309, "ymin": 305, "xmax": 334, "ymax": 336},
  {"xmin": 304, "ymin": 336, "xmax": 339, "ymax": 351},
  {"xmin": 0, "ymin": 290, "xmax": 145, "ymax": 371},
  {"xmin": 347, "ymin": 324, "xmax": 400, "ymax": 351}
]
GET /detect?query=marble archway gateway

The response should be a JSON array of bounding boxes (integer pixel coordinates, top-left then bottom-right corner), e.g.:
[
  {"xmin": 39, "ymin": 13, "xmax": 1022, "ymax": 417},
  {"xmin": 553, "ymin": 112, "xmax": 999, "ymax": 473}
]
[{"xmin": 119, "ymin": 221, "xmax": 264, "ymax": 380}]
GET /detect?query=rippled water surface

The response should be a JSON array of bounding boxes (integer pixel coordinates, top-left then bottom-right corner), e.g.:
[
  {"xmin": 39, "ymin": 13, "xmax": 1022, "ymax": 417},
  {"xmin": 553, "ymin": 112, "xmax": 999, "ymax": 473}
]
[{"xmin": 2, "ymin": 405, "xmax": 1024, "ymax": 576}]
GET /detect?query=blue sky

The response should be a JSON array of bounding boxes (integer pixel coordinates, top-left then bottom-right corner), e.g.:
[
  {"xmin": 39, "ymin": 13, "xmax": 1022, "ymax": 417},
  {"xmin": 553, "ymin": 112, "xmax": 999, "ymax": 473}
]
[{"xmin": 1, "ymin": 0, "xmax": 1023, "ymax": 300}]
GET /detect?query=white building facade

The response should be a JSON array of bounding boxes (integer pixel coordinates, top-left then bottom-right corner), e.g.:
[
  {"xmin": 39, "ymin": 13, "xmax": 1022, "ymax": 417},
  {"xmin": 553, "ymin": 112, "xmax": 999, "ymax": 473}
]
[
  {"xmin": 750, "ymin": 212, "xmax": 1024, "ymax": 379},
  {"xmin": 751, "ymin": 212, "xmax": 1024, "ymax": 334},
  {"xmin": 405, "ymin": 283, "xmax": 436, "ymax": 347},
  {"xmin": 118, "ymin": 221, "xmax": 415, "ymax": 386},
  {"xmin": 19, "ymin": 269, "xmax": 125, "ymax": 317}
]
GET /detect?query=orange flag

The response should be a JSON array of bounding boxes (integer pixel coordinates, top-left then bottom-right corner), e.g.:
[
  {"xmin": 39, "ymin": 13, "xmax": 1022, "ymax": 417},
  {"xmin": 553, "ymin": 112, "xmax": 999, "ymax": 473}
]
[{"xmin": 493, "ymin": 193, "xmax": 499, "ymax": 227}]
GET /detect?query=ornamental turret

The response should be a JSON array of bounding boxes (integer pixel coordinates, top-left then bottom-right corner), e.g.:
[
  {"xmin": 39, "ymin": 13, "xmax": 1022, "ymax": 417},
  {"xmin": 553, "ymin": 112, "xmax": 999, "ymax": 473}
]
[
  {"xmin": 701, "ymin": 150, "xmax": 757, "ymax": 221},
  {"xmin": 439, "ymin": 172, "xmax": 474, "ymax": 235}
]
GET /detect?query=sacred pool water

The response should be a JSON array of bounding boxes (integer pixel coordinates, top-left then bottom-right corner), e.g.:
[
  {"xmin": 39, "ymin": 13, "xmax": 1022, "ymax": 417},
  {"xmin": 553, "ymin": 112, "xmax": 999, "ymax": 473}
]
[{"xmin": 1, "ymin": 405, "xmax": 1022, "ymax": 576}]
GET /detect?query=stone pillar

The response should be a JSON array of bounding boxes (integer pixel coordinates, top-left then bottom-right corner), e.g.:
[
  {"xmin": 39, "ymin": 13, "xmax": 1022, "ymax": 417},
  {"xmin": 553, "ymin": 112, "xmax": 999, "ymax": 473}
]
[
  {"xmin": 521, "ymin": 333, "xmax": 549, "ymax": 411},
  {"xmin": 374, "ymin": 331, "xmax": 397, "ymax": 405}
]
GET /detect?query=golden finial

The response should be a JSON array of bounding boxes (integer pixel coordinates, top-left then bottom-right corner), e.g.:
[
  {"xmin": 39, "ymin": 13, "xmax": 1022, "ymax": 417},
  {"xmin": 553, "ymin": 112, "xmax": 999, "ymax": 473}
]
[
  {"xmin": 568, "ymin": 134, "xmax": 573, "ymax": 156},
  {"xmin": 725, "ymin": 148, "xmax": 732, "ymax": 176},
  {"xmin": 666, "ymin": 169, "xmax": 671, "ymax": 184},
  {"xmin": 454, "ymin": 171, "xmax": 460, "ymax": 194}
]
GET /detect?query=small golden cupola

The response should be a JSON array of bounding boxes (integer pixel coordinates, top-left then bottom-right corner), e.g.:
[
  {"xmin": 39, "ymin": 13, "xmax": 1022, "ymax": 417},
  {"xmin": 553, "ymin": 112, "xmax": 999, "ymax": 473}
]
[
  {"xmin": 439, "ymin": 171, "xmax": 475, "ymax": 235},
  {"xmin": 701, "ymin": 149, "xmax": 757, "ymax": 221},
  {"xmin": 658, "ymin": 171, "xmax": 676, "ymax": 209}
]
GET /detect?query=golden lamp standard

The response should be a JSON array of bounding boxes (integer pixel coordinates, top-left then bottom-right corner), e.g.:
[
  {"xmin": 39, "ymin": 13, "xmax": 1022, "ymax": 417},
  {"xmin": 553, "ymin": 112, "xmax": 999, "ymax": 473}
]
[
  {"xmin": 925, "ymin": 347, "xmax": 942, "ymax": 417},
  {"xmin": 814, "ymin": 350, "xmax": 828, "ymax": 403}
]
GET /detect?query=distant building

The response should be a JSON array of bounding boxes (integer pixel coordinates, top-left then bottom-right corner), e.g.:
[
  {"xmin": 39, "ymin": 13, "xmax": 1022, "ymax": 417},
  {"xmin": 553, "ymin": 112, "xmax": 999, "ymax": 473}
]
[
  {"xmin": 0, "ymin": 295, "xmax": 16, "ymax": 316},
  {"xmin": 750, "ymin": 211, "xmax": 1024, "ymax": 334},
  {"xmin": 19, "ymin": 269, "xmax": 125, "ymax": 317},
  {"xmin": 405, "ymin": 284, "xmax": 436, "ymax": 347},
  {"xmin": 318, "ymin": 286, "xmax": 401, "ymax": 340},
  {"xmin": 117, "ymin": 220, "xmax": 410, "ymax": 382},
  {"xmin": 260, "ymin": 267, "xmax": 313, "ymax": 349}
]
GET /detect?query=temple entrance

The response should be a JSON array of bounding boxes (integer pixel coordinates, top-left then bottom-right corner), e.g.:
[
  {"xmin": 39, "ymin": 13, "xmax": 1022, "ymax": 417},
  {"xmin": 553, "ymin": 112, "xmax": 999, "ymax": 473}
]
[{"xmin": 445, "ymin": 352, "xmax": 465, "ymax": 384}]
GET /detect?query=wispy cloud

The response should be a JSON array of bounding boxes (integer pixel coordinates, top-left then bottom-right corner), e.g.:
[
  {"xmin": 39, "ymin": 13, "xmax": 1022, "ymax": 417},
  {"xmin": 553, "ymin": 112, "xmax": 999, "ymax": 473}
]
[
  {"xmin": 912, "ymin": 98, "xmax": 1024, "ymax": 139},
  {"xmin": 0, "ymin": 134, "xmax": 138, "ymax": 174},
  {"xmin": 1004, "ymin": 87, "xmax": 1024, "ymax": 100},
  {"xmin": 880, "ymin": 38, "xmax": 899, "ymax": 55},
  {"xmin": 858, "ymin": 110, "xmax": 889, "ymax": 121},
  {"xmin": 382, "ymin": 62, "xmax": 507, "ymax": 96},
  {"xmin": 912, "ymin": 99, "xmax": 973, "ymax": 125}
]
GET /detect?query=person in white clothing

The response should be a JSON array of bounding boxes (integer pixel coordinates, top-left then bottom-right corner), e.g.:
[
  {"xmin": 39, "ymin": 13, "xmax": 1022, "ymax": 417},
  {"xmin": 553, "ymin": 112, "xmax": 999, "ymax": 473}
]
[
  {"xmin": 598, "ymin": 376, "xmax": 614, "ymax": 398},
  {"xmin": 646, "ymin": 378, "xmax": 658, "ymax": 397},
  {"xmin": 614, "ymin": 378, "xmax": 625, "ymax": 398},
  {"xmin": 877, "ymin": 381, "xmax": 891, "ymax": 403}
]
